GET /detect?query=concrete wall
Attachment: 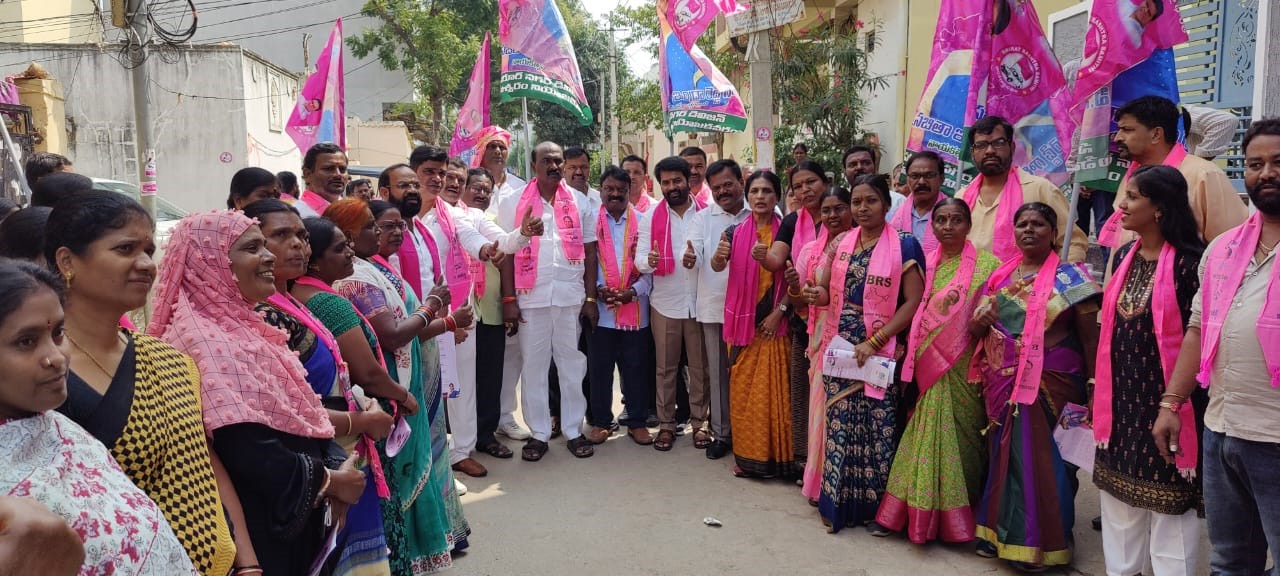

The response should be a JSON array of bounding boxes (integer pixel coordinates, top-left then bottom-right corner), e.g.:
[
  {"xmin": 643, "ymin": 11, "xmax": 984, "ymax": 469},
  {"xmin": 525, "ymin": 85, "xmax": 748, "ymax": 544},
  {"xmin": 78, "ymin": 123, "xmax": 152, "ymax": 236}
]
[
  {"xmin": 346, "ymin": 121, "xmax": 413, "ymax": 168},
  {"xmin": 241, "ymin": 53, "xmax": 304, "ymax": 177},
  {"xmin": 0, "ymin": 43, "xmax": 280, "ymax": 211},
  {"xmin": 856, "ymin": 0, "xmax": 910, "ymax": 171},
  {"xmin": 188, "ymin": 0, "xmax": 413, "ymax": 122},
  {"xmin": 0, "ymin": 0, "xmax": 102, "ymax": 44}
]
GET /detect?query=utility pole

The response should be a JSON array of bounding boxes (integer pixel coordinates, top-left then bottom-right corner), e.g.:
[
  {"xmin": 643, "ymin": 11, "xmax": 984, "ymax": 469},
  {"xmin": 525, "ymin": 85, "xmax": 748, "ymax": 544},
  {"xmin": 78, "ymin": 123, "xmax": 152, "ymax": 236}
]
[
  {"xmin": 302, "ymin": 33, "xmax": 313, "ymax": 75},
  {"xmin": 608, "ymin": 29, "xmax": 619, "ymax": 167},
  {"xmin": 127, "ymin": 0, "xmax": 158, "ymax": 222},
  {"xmin": 746, "ymin": 31, "xmax": 774, "ymax": 171}
]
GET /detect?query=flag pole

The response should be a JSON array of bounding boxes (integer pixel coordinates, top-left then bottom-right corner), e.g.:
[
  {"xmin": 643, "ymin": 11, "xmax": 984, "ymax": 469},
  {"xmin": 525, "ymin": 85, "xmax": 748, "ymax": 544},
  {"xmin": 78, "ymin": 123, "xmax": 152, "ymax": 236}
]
[
  {"xmin": 522, "ymin": 97, "xmax": 533, "ymax": 180},
  {"xmin": 1061, "ymin": 180, "xmax": 1081, "ymax": 261}
]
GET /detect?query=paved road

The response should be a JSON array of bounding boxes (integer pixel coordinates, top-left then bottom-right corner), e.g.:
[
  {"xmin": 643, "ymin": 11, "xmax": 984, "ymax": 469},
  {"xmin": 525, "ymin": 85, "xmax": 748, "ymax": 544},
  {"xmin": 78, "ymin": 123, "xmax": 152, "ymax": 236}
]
[{"xmin": 449, "ymin": 415, "xmax": 1173, "ymax": 576}]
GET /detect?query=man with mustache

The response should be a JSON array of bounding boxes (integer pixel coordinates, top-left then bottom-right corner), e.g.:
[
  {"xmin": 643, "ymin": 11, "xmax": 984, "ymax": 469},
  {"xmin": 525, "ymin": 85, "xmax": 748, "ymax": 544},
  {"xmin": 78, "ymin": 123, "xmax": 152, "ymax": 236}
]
[
  {"xmin": 844, "ymin": 144, "xmax": 905, "ymax": 218},
  {"xmin": 1152, "ymin": 117, "xmax": 1280, "ymax": 576},
  {"xmin": 637, "ymin": 156, "xmax": 711, "ymax": 452},
  {"xmin": 296, "ymin": 142, "xmax": 349, "ymax": 218},
  {"xmin": 681, "ymin": 146, "xmax": 713, "ymax": 206},
  {"xmin": 497, "ymin": 141, "xmax": 601, "ymax": 461},
  {"xmin": 1100, "ymin": 96, "xmax": 1247, "ymax": 278},
  {"xmin": 621, "ymin": 155, "xmax": 655, "ymax": 214},
  {"xmin": 476, "ymin": 128, "xmax": 526, "ymax": 215},
  {"xmin": 684, "ymin": 159, "xmax": 750, "ymax": 459},
  {"xmin": 960, "ymin": 115, "xmax": 1088, "ymax": 262},
  {"xmin": 386, "ymin": 146, "xmax": 527, "ymax": 477},
  {"xmin": 890, "ymin": 151, "xmax": 947, "ymax": 254},
  {"xmin": 552, "ymin": 146, "xmax": 602, "ymax": 432}
]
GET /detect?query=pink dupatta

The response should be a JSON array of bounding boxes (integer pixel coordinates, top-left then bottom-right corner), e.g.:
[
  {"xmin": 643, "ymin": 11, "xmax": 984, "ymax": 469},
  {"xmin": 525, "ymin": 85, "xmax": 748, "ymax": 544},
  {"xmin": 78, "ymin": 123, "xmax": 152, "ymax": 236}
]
[
  {"xmin": 821, "ymin": 225, "xmax": 904, "ymax": 356},
  {"xmin": 891, "ymin": 195, "xmax": 941, "ymax": 254},
  {"xmin": 1094, "ymin": 241, "xmax": 1195, "ymax": 473},
  {"xmin": 299, "ymin": 190, "xmax": 332, "ymax": 215},
  {"xmin": 961, "ymin": 168, "xmax": 1024, "ymax": 262},
  {"xmin": 432, "ymin": 198, "xmax": 473, "ymax": 310},
  {"xmin": 985, "ymin": 251, "xmax": 1060, "ymax": 405},
  {"xmin": 694, "ymin": 182, "xmax": 713, "ymax": 206},
  {"xmin": 1098, "ymin": 144, "xmax": 1189, "ymax": 248},
  {"xmin": 395, "ymin": 218, "xmax": 443, "ymax": 300},
  {"xmin": 723, "ymin": 215, "xmax": 783, "ymax": 346},
  {"xmin": 633, "ymin": 193, "xmax": 653, "ymax": 212},
  {"xmin": 596, "ymin": 204, "xmax": 642, "ymax": 330},
  {"xmin": 790, "ymin": 207, "xmax": 824, "ymax": 264},
  {"xmin": 902, "ymin": 241, "xmax": 979, "ymax": 395},
  {"xmin": 515, "ymin": 178, "xmax": 585, "ymax": 293},
  {"xmin": 650, "ymin": 196, "xmax": 706, "ymax": 276},
  {"xmin": 1199, "ymin": 212, "xmax": 1280, "ymax": 388}
]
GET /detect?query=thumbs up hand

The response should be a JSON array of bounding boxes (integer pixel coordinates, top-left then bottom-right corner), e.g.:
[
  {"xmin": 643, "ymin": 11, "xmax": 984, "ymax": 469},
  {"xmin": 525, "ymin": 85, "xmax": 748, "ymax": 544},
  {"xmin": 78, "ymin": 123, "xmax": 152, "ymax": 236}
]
[
  {"xmin": 784, "ymin": 259, "xmax": 801, "ymax": 290},
  {"xmin": 519, "ymin": 205, "xmax": 544, "ymax": 237},
  {"xmin": 711, "ymin": 231, "xmax": 731, "ymax": 269},
  {"xmin": 682, "ymin": 240, "xmax": 697, "ymax": 269},
  {"xmin": 486, "ymin": 240, "xmax": 507, "ymax": 266},
  {"xmin": 750, "ymin": 237, "xmax": 768, "ymax": 262},
  {"xmin": 647, "ymin": 240, "xmax": 661, "ymax": 269}
]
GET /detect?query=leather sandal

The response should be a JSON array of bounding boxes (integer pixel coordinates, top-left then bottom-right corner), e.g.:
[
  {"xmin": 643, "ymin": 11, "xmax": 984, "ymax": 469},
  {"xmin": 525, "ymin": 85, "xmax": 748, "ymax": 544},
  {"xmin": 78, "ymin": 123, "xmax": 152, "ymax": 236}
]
[
  {"xmin": 653, "ymin": 429, "xmax": 675, "ymax": 452},
  {"xmin": 628, "ymin": 427, "xmax": 654, "ymax": 445},
  {"xmin": 567, "ymin": 436, "xmax": 594, "ymax": 458},
  {"xmin": 522, "ymin": 439, "xmax": 549, "ymax": 462}
]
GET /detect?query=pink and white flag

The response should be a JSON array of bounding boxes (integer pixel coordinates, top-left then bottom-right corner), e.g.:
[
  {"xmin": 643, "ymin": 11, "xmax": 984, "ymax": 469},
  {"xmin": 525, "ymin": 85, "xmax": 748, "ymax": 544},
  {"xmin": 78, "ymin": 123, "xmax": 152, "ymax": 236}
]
[
  {"xmin": 450, "ymin": 32, "xmax": 492, "ymax": 165},
  {"xmin": 286, "ymin": 19, "xmax": 344, "ymax": 152}
]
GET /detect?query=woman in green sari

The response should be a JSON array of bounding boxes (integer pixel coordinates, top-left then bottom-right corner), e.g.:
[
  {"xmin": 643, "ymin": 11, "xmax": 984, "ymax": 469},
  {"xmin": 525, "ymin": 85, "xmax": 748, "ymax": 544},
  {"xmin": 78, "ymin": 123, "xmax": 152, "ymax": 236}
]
[{"xmin": 875, "ymin": 198, "xmax": 998, "ymax": 544}]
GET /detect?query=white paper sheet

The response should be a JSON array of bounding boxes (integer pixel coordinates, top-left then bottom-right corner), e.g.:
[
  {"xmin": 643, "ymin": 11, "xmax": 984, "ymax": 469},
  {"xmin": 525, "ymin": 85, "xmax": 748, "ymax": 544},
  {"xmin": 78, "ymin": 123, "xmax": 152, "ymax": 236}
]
[
  {"xmin": 820, "ymin": 336, "xmax": 895, "ymax": 397},
  {"xmin": 1053, "ymin": 402, "xmax": 1095, "ymax": 473},
  {"xmin": 437, "ymin": 334, "xmax": 460, "ymax": 400}
]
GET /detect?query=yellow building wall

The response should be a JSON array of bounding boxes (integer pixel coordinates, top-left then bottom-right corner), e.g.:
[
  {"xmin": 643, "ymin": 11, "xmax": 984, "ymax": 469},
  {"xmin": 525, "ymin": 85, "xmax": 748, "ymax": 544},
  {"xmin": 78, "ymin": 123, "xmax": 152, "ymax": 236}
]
[
  {"xmin": 0, "ymin": 0, "xmax": 102, "ymax": 44},
  {"xmin": 903, "ymin": 0, "xmax": 1082, "ymax": 154}
]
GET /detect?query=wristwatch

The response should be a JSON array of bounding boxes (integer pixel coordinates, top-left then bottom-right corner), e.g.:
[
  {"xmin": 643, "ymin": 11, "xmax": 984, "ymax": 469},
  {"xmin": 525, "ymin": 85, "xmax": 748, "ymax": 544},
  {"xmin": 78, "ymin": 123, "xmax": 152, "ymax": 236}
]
[{"xmin": 778, "ymin": 303, "xmax": 790, "ymax": 313}]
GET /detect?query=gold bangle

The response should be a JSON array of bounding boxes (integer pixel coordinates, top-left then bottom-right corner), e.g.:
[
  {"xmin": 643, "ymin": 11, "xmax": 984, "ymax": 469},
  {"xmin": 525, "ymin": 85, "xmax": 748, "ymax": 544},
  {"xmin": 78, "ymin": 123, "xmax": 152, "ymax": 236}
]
[
  {"xmin": 1161, "ymin": 392, "xmax": 1187, "ymax": 400},
  {"xmin": 787, "ymin": 287, "xmax": 803, "ymax": 298},
  {"xmin": 1158, "ymin": 401, "xmax": 1182, "ymax": 411},
  {"xmin": 585, "ymin": 297, "xmax": 597, "ymax": 303}
]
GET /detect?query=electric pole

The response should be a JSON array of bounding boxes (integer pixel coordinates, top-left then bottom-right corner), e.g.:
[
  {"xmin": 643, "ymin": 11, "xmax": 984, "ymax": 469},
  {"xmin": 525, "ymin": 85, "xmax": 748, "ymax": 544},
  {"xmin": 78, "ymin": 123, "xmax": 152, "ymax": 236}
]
[
  {"xmin": 127, "ymin": 0, "xmax": 158, "ymax": 223},
  {"xmin": 608, "ymin": 29, "xmax": 619, "ymax": 166},
  {"xmin": 303, "ymin": 33, "xmax": 313, "ymax": 75}
]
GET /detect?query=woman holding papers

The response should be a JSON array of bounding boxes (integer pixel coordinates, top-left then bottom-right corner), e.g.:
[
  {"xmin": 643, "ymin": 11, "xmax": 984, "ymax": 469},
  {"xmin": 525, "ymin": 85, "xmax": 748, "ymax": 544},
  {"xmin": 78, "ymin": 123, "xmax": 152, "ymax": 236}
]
[
  {"xmin": 809, "ymin": 174, "xmax": 924, "ymax": 534},
  {"xmin": 875, "ymin": 198, "xmax": 1000, "ymax": 544},
  {"xmin": 1091, "ymin": 166, "xmax": 1205, "ymax": 576},
  {"xmin": 714, "ymin": 171, "xmax": 795, "ymax": 479},
  {"xmin": 969, "ymin": 202, "xmax": 1101, "ymax": 571}
]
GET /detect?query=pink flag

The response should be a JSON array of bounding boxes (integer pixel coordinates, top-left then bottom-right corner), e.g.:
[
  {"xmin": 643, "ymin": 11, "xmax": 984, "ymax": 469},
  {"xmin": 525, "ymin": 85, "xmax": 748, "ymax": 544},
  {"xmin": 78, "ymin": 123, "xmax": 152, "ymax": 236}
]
[
  {"xmin": 286, "ymin": 19, "xmax": 344, "ymax": 153},
  {"xmin": 664, "ymin": 0, "xmax": 748, "ymax": 54},
  {"xmin": 1071, "ymin": 0, "xmax": 1187, "ymax": 114},
  {"xmin": 499, "ymin": 0, "xmax": 589, "ymax": 107},
  {"xmin": 450, "ymin": 32, "xmax": 492, "ymax": 164}
]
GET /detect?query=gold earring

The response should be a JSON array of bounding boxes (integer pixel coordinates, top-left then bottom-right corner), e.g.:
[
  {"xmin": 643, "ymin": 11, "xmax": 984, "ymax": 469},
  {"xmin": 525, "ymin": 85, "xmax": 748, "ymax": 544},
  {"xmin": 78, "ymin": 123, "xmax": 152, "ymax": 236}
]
[{"xmin": 62, "ymin": 269, "xmax": 74, "ymax": 288}]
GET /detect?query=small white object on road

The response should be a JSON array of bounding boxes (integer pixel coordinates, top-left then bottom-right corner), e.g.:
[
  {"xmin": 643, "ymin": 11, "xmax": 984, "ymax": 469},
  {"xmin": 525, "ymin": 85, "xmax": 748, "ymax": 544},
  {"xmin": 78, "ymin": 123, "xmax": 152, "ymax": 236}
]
[{"xmin": 702, "ymin": 517, "xmax": 723, "ymax": 527}]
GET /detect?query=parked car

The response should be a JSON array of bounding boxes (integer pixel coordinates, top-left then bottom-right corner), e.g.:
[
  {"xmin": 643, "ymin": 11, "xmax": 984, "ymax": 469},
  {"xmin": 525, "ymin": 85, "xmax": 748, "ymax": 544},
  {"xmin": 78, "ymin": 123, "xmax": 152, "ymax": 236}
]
[{"xmin": 90, "ymin": 178, "xmax": 186, "ymax": 261}]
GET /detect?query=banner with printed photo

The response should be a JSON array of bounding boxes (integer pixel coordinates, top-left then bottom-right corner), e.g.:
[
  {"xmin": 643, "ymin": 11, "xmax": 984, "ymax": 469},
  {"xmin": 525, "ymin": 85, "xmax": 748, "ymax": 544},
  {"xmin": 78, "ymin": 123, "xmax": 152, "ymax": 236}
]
[
  {"xmin": 659, "ymin": 2, "xmax": 748, "ymax": 134},
  {"xmin": 450, "ymin": 32, "xmax": 492, "ymax": 165},
  {"xmin": 498, "ymin": 0, "xmax": 594, "ymax": 125}
]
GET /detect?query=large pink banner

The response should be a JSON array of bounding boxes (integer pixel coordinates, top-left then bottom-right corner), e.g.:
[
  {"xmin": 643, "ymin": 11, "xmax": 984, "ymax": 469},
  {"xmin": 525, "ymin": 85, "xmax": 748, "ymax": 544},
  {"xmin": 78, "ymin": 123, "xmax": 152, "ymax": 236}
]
[
  {"xmin": 1072, "ymin": 0, "xmax": 1188, "ymax": 113},
  {"xmin": 450, "ymin": 32, "xmax": 491, "ymax": 163},
  {"xmin": 286, "ymin": 19, "xmax": 344, "ymax": 152}
]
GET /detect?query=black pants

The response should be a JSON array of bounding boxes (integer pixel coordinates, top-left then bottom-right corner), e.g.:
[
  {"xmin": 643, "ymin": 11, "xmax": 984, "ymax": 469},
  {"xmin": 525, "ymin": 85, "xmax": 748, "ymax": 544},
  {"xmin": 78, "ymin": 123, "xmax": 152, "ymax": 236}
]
[
  {"xmin": 474, "ymin": 322, "xmax": 506, "ymax": 446},
  {"xmin": 550, "ymin": 317, "xmax": 592, "ymax": 420},
  {"xmin": 588, "ymin": 326, "xmax": 653, "ymax": 428}
]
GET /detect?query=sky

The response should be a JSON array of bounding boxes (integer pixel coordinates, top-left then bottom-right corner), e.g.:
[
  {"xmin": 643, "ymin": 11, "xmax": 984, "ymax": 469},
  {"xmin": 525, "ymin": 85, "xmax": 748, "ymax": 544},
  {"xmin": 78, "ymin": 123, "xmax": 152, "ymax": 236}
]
[{"xmin": 580, "ymin": 0, "xmax": 658, "ymax": 74}]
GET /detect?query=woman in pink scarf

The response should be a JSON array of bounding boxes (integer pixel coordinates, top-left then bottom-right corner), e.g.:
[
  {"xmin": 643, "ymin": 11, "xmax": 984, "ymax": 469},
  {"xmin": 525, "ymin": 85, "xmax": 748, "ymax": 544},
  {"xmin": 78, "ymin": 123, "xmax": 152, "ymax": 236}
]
[
  {"xmin": 1092, "ymin": 166, "xmax": 1206, "ymax": 576},
  {"xmin": 809, "ymin": 174, "xmax": 925, "ymax": 534},
  {"xmin": 968, "ymin": 202, "xmax": 1101, "ymax": 571},
  {"xmin": 147, "ymin": 211, "xmax": 367, "ymax": 576},
  {"xmin": 713, "ymin": 171, "xmax": 791, "ymax": 479}
]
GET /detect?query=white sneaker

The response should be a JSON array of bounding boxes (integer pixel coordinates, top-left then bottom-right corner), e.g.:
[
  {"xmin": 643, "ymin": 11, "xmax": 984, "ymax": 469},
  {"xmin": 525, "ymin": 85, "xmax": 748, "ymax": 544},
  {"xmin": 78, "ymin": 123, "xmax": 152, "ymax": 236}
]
[
  {"xmin": 454, "ymin": 478, "xmax": 468, "ymax": 496},
  {"xmin": 497, "ymin": 421, "xmax": 531, "ymax": 440}
]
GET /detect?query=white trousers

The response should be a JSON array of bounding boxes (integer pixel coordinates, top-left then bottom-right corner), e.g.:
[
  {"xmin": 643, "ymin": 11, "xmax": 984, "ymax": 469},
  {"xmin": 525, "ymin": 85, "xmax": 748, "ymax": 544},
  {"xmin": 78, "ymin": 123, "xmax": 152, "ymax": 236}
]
[
  {"xmin": 1100, "ymin": 490, "xmax": 1203, "ymax": 576},
  {"xmin": 446, "ymin": 330, "xmax": 478, "ymax": 464},
  {"xmin": 518, "ymin": 305, "xmax": 587, "ymax": 442},
  {"xmin": 500, "ymin": 330, "xmax": 522, "ymax": 427}
]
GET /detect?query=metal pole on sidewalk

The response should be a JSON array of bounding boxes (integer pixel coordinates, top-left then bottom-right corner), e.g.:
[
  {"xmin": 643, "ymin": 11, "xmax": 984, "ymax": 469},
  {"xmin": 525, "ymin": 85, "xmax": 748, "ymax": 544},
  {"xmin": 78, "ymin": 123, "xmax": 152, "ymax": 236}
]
[
  {"xmin": 521, "ymin": 97, "xmax": 532, "ymax": 179},
  {"xmin": 1061, "ymin": 180, "xmax": 1080, "ymax": 262},
  {"xmin": 128, "ymin": 0, "xmax": 158, "ymax": 224}
]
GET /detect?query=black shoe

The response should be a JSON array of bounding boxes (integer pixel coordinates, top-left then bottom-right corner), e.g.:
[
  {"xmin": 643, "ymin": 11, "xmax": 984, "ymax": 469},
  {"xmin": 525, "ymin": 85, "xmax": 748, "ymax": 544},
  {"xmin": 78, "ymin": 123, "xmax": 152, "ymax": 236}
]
[
  {"xmin": 705, "ymin": 440, "xmax": 731, "ymax": 460},
  {"xmin": 618, "ymin": 409, "xmax": 630, "ymax": 423},
  {"xmin": 1091, "ymin": 515, "xmax": 1101, "ymax": 531},
  {"xmin": 645, "ymin": 414, "xmax": 659, "ymax": 428}
]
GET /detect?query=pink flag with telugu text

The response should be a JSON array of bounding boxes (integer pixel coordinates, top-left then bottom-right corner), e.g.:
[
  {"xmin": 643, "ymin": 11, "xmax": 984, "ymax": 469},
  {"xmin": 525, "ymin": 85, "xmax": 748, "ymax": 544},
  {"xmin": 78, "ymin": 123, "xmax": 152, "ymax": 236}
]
[
  {"xmin": 499, "ymin": 0, "xmax": 589, "ymax": 107},
  {"xmin": 1071, "ymin": 0, "xmax": 1187, "ymax": 115},
  {"xmin": 286, "ymin": 19, "xmax": 344, "ymax": 152},
  {"xmin": 450, "ymin": 32, "xmax": 491, "ymax": 164}
]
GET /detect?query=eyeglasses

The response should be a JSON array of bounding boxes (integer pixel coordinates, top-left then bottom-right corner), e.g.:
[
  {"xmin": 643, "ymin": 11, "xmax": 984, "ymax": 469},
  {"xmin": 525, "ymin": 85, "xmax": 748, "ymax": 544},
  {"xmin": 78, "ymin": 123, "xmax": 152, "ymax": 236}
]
[
  {"xmin": 971, "ymin": 138, "xmax": 1010, "ymax": 153},
  {"xmin": 375, "ymin": 221, "xmax": 408, "ymax": 233},
  {"xmin": 395, "ymin": 182, "xmax": 421, "ymax": 191},
  {"xmin": 907, "ymin": 172, "xmax": 940, "ymax": 181}
]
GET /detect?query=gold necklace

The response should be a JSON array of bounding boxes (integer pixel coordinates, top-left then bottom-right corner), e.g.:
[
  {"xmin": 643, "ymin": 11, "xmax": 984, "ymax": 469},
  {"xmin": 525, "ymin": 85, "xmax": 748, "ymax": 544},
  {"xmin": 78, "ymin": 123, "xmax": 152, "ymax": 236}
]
[{"xmin": 66, "ymin": 333, "xmax": 121, "ymax": 380}]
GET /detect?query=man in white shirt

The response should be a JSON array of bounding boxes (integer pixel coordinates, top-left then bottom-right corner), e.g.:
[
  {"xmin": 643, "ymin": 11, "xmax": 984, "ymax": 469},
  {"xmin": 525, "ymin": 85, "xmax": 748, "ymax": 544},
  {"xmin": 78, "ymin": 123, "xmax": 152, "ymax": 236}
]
[
  {"xmin": 680, "ymin": 146, "xmax": 712, "ymax": 206},
  {"xmin": 498, "ymin": 142, "xmax": 600, "ymax": 461},
  {"xmin": 684, "ymin": 159, "xmax": 749, "ymax": 459},
  {"xmin": 621, "ymin": 155, "xmax": 655, "ymax": 214},
  {"xmin": 477, "ymin": 129, "xmax": 526, "ymax": 215},
  {"xmin": 552, "ymin": 146, "xmax": 602, "ymax": 430},
  {"xmin": 636, "ymin": 156, "xmax": 710, "ymax": 452},
  {"xmin": 296, "ymin": 142, "xmax": 350, "ymax": 218}
]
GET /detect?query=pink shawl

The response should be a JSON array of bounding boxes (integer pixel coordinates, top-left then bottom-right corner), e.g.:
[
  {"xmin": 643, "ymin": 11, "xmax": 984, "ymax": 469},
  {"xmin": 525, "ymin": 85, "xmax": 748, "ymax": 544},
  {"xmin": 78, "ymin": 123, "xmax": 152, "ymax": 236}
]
[
  {"xmin": 147, "ymin": 211, "xmax": 333, "ymax": 439},
  {"xmin": 694, "ymin": 181, "xmax": 713, "ymax": 206},
  {"xmin": 902, "ymin": 242, "xmax": 979, "ymax": 395},
  {"xmin": 723, "ymin": 215, "xmax": 782, "ymax": 346},
  {"xmin": 985, "ymin": 251, "xmax": 1060, "ymax": 406},
  {"xmin": 633, "ymin": 193, "xmax": 653, "ymax": 212},
  {"xmin": 395, "ymin": 217, "xmax": 443, "ymax": 300},
  {"xmin": 790, "ymin": 207, "xmax": 824, "ymax": 265},
  {"xmin": 891, "ymin": 194, "xmax": 941, "ymax": 254},
  {"xmin": 961, "ymin": 167, "xmax": 1024, "ymax": 262},
  {"xmin": 1094, "ymin": 241, "xmax": 1195, "ymax": 473},
  {"xmin": 650, "ymin": 196, "xmax": 706, "ymax": 276},
  {"xmin": 1200, "ymin": 212, "xmax": 1280, "ymax": 388},
  {"xmin": 1098, "ymin": 144, "xmax": 1189, "ymax": 248},
  {"xmin": 596, "ymin": 204, "xmax": 642, "ymax": 330},
  {"xmin": 821, "ymin": 225, "xmax": 904, "ymax": 357},
  {"xmin": 432, "ymin": 198, "xmax": 473, "ymax": 310},
  {"xmin": 299, "ymin": 190, "xmax": 332, "ymax": 215},
  {"xmin": 515, "ymin": 178, "xmax": 585, "ymax": 292}
]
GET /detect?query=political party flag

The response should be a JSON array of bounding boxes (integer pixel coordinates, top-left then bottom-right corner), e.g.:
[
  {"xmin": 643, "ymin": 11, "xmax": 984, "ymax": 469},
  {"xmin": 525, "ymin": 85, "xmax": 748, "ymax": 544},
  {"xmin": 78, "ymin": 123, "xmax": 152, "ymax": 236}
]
[
  {"xmin": 904, "ymin": 0, "xmax": 990, "ymax": 195},
  {"xmin": 498, "ymin": 0, "xmax": 593, "ymax": 125},
  {"xmin": 986, "ymin": 0, "xmax": 1074, "ymax": 186},
  {"xmin": 286, "ymin": 18, "xmax": 344, "ymax": 152},
  {"xmin": 1071, "ymin": 0, "xmax": 1187, "ymax": 192},
  {"xmin": 658, "ymin": 1, "xmax": 748, "ymax": 134},
  {"xmin": 451, "ymin": 32, "xmax": 492, "ymax": 166},
  {"xmin": 663, "ymin": 0, "xmax": 749, "ymax": 55}
]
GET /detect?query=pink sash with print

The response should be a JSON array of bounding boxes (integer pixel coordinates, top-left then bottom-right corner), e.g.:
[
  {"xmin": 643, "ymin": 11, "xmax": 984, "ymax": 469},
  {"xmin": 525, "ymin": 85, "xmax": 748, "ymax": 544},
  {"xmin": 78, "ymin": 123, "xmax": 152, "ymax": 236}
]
[
  {"xmin": 433, "ymin": 198, "xmax": 473, "ymax": 310},
  {"xmin": 299, "ymin": 190, "xmax": 331, "ymax": 215},
  {"xmin": 395, "ymin": 218, "xmax": 443, "ymax": 300},
  {"xmin": 650, "ymin": 197, "xmax": 705, "ymax": 276},
  {"xmin": 902, "ymin": 242, "xmax": 978, "ymax": 395},
  {"xmin": 1200, "ymin": 213, "xmax": 1280, "ymax": 388},
  {"xmin": 790, "ymin": 207, "xmax": 824, "ymax": 265},
  {"xmin": 596, "ymin": 205, "xmax": 642, "ymax": 330},
  {"xmin": 891, "ymin": 195, "xmax": 940, "ymax": 255},
  {"xmin": 514, "ymin": 179, "xmax": 584, "ymax": 293},
  {"xmin": 961, "ymin": 168, "xmax": 1024, "ymax": 262},
  {"xmin": 821, "ymin": 225, "xmax": 903, "ymax": 357},
  {"xmin": 985, "ymin": 251, "xmax": 1059, "ymax": 405},
  {"xmin": 723, "ymin": 215, "xmax": 782, "ymax": 346}
]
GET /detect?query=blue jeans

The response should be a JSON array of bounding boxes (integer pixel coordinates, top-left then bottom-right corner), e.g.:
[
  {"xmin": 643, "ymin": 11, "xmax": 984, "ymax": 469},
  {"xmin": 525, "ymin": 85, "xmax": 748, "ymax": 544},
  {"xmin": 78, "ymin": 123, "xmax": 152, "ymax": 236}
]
[{"xmin": 1204, "ymin": 429, "xmax": 1280, "ymax": 575}]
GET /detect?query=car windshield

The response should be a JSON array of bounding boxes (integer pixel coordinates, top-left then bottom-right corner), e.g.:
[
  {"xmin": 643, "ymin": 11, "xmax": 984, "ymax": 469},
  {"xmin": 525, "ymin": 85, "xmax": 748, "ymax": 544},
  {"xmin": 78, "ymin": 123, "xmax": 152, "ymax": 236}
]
[{"xmin": 91, "ymin": 180, "xmax": 186, "ymax": 221}]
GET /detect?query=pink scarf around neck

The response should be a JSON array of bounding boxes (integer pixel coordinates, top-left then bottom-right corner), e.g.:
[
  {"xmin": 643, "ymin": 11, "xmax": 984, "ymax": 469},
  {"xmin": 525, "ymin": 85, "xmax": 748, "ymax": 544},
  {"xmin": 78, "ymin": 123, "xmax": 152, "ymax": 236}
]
[
  {"xmin": 821, "ymin": 224, "xmax": 903, "ymax": 356},
  {"xmin": 596, "ymin": 205, "xmax": 642, "ymax": 330},
  {"xmin": 1199, "ymin": 212, "xmax": 1280, "ymax": 388},
  {"xmin": 649, "ymin": 195, "xmax": 705, "ymax": 276},
  {"xmin": 1098, "ymin": 144, "xmax": 1189, "ymax": 248},
  {"xmin": 694, "ymin": 182, "xmax": 712, "ymax": 206},
  {"xmin": 395, "ymin": 218, "xmax": 443, "ymax": 300},
  {"xmin": 515, "ymin": 178, "xmax": 584, "ymax": 293},
  {"xmin": 431, "ymin": 198, "xmax": 473, "ymax": 310},
  {"xmin": 1094, "ymin": 241, "xmax": 1195, "ymax": 473},
  {"xmin": 986, "ymin": 251, "xmax": 1060, "ymax": 405},
  {"xmin": 791, "ymin": 207, "xmax": 824, "ymax": 264},
  {"xmin": 902, "ymin": 242, "xmax": 978, "ymax": 395},
  {"xmin": 962, "ymin": 167, "xmax": 1024, "ymax": 262},
  {"xmin": 723, "ymin": 215, "xmax": 782, "ymax": 346},
  {"xmin": 633, "ymin": 193, "xmax": 653, "ymax": 212},
  {"xmin": 299, "ymin": 190, "xmax": 332, "ymax": 215},
  {"xmin": 891, "ymin": 194, "xmax": 941, "ymax": 254}
]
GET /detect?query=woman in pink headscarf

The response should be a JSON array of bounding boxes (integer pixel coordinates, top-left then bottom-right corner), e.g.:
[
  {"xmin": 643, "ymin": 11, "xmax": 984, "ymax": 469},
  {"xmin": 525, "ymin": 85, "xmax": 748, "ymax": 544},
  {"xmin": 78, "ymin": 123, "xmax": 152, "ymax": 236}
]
[{"xmin": 148, "ymin": 210, "xmax": 368, "ymax": 576}]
